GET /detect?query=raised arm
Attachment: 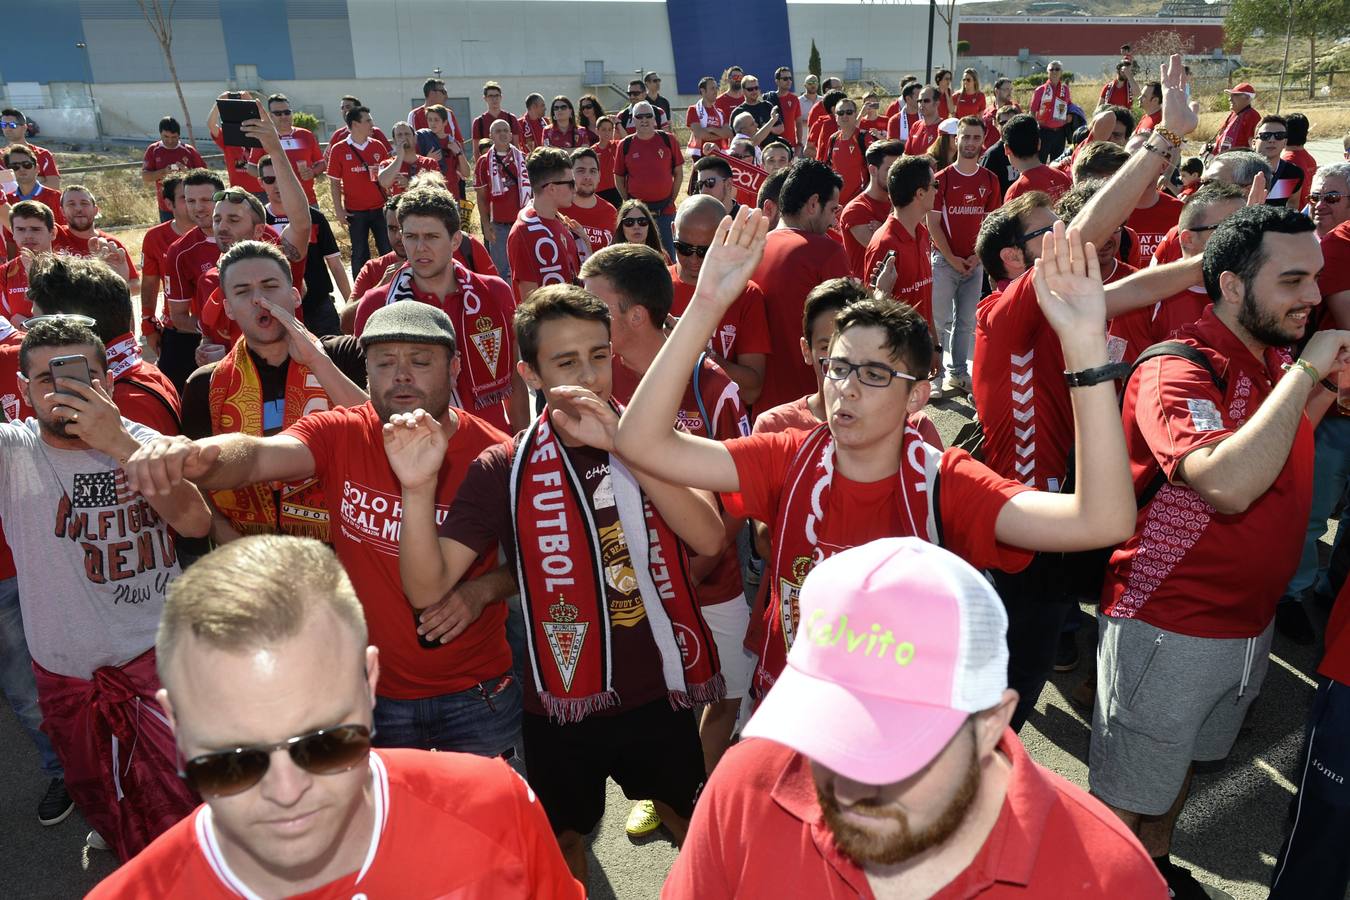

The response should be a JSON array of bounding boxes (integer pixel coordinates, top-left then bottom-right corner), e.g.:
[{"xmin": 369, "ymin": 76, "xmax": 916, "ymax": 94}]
[
  {"xmin": 243, "ymin": 110, "xmax": 312, "ymax": 257},
  {"xmin": 992, "ymin": 223, "xmax": 1135, "ymax": 550},
  {"xmin": 265, "ymin": 297, "xmax": 367, "ymax": 407},
  {"xmin": 125, "ymin": 432, "xmax": 317, "ymax": 497},
  {"xmin": 614, "ymin": 208, "xmax": 768, "ymax": 494},
  {"xmin": 1074, "ymin": 55, "xmax": 1198, "ymax": 250},
  {"xmin": 1102, "ymin": 255, "xmax": 1203, "ymax": 318}
]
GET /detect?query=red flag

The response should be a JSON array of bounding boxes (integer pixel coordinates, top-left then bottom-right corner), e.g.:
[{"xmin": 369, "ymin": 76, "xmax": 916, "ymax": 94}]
[{"xmin": 708, "ymin": 148, "xmax": 769, "ymax": 209}]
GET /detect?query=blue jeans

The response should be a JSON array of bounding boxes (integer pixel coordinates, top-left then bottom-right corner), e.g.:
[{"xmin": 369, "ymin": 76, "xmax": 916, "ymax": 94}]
[
  {"xmin": 489, "ymin": 221, "xmax": 513, "ymax": 281},
  {"xmin": 930, "ymin": 254, "xmax": 983, "ymax": 378},
  {"xmin": 0, "ymin": 577, "xmax": 62, "ymax": 777},
  {"xmin": 372, "ymin": 672, "xmax": 522, "ymax": 758},
  {"xmin": 345, "ymin": 207, "xmax": 392, "ymax": 278},
  {"xmin": 654, "ymin": 212, "xmax": 676, "ymax": 258},
  {"xmin": 1287, "ymin": 416, "xmax": 1350, "ymax": 599}
]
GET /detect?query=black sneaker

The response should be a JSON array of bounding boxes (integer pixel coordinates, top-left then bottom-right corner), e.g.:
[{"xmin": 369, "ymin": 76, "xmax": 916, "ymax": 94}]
[
  {"xmin": 1155, "ymin": 858, "xmax": 1212, "ymax": 900},
  {"xmin": 1054, "ymin": 631, "xmax": 1079, "ymax": 672},
  {"xmin": 38, "ymin": 777, "xmax": 74, "ymax": 826},
  {"xmin": 1275, "ymin": 600, "xmax": 1316, "ymax": 646}
]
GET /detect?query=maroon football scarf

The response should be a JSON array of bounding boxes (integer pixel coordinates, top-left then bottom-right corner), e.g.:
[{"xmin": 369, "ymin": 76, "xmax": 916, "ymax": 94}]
[
  {"xmin": 753, "ymin": 423, "xmax": 941, "ymax": 697},
  {"xmin": 511, "ymin": 411, "xmax": 723, "ymax": 722},
  {"xmin": 709, "ymin": 147, "xmax": 768, "ymax": 208}
]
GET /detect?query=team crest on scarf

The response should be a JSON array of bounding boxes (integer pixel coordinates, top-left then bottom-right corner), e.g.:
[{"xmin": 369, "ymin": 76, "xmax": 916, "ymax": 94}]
[
  {"xmin": 542, "ymin": 596, "xmax": 588, "ymax": 692},
  {"xmin": 469, "ymin": 314, "xmax": 503, "ymax": 375},
  {"xmin": 779, "ymin": 556, "xmax": 813, "ymax": 651}
]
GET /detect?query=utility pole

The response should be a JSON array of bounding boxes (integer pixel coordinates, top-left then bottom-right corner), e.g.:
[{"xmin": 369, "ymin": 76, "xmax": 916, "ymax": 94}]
[{"xmin": 926, "ymin": 0, "xmax": 937, "ymax": 79}]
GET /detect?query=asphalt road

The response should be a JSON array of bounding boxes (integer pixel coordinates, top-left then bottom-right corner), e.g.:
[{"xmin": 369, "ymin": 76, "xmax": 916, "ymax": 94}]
[{"xmin": 0, "ymin": 390, "xmax": 1338, "ymax": 899}]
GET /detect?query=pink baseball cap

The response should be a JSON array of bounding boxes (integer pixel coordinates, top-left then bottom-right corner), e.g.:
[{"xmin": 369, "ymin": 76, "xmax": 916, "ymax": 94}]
[{"xmin": 742, "ymin": 538, "xmax": 1009, "ymax": 785}]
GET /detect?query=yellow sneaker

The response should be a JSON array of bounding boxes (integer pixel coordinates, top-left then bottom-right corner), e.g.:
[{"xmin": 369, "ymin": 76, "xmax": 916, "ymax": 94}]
[{"xmin": 625, "ymin": 799, "xmax": 662, "ymax": 837}]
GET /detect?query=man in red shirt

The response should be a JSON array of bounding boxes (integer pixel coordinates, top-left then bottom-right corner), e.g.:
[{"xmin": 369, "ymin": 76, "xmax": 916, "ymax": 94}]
[
  {"xmin": 1255, "ymin": 114, "xmax": 1306, "ymax": 209},
  {"xmin": 124, "ymin": 302, "xmax": 522, "ymax": 757},
  {"xmin": 407, "ymin": 77, "xmax": 463, "ymax": 141},
  {"xmin": 249, "ymin": 94, "xmax": 324, "ymax": 206},
  {"xmin": 765, "ymin": 68, "xmax": 802, "ymax": 151},
  {"xmin": 840, "ymin": 139, "xmax": 903, "ymax": 277},
  {"xmin": 1125, "ymin": 181, "xmax": 1184, "ymax": 263},
  {"xmin": 747, "ymin": 159, "xmax": 852, "ymax": 410},
  {"xmin": 0, "ymin": 201, "xmax": 57, "ymax": 325},
  {"xmin": 1311, "ymin": 162, "xmax": 1350, "ymax": 239},
  {"xmin": 1002, "ymin": 115, "xmax": 1071, "ymax": 203},
  {"xmin": 671, "ymin": 195, "xmax": 771, "ymax": 405},
  {"xmin": 1210, "ymin": 82, "xmax": 1262, "ymax": 156},
  {"xmin": 665, "ymin": 538, "xmax": 1166, "ymax": 900},
  {"xmin": 822, "ymin": 97, "xmax": 868, "ymax": 205},
  {"xmin": 715, "ymin": 67, "xmax": 747, "ymax": 124},
  {"xmin": 1282, "ymin": 113, "xmax": 1318, "ymax": 208},
  {"xmin": 864, "ymin": 156, "xmax": 936, "ymax": 334},
  {"xmin": 55, "ymin": 185, "xmax": 141, "ymax": 296},
  {"xmin": 686, "ymin": 76, "xmax": 734, "ymax": 159},
  {"xmin": 561, "ymin": 146, "xmax": 617, "ymax": 254},
  {"xmin": 140, "ymin": 173, "xmax": 195, "ymax": 355},
  {"xmin": 325, "ymin": 95, "xmax": 388, "ymax": 156},
  {"xmin": 1135, "ymin": 82, "xmax": 1163, "ymax": 136},
  {"xmin": 1, "ymin": 108, "xmax": 59, "ymax": 188},
  {"xmin": 158, "ymin": 169, "xmax": 226, "ymax": 384},
  {"xmin": 1100, "ymin": 61, "xmax": 1138, "ymax": 109},
  {"xmin": 353, "ymin": 186, "xmax": 527, "ymax": 433},
  {"xmin": 3, "ymin": 145, "xmax": 65, "ymax": 230},
  {"xmin": 327, "ymin": 105, "xmax": 392, "ymax": 278},
  {"xmin": 1093, "ymin": 205, "xmax": 1347, "ymax": 899},
  {"xmin": 472, "ymin": 80, "xmax": 520, "ymax": 148},
  {"xmin": 905, "ymin": 85, "xmax": 942, "ymax": 156},
  {"xmin": 475, "ymin": 118, "xmax": 530, "ymax": 280},
  {"xmin": 87, "ymin": 534, "xmax": 581, "ymax": 900},
  {"xmin": 141, "ymin": 116, "xmax": 205, "ymax": 222},
  {"xmin": 929, "ymin": 117, "xmax": 1002, "ymax": 396},
  {"xmin": 886, "ymin": 82, "xmax": 923, "ymax": 145},
  {"xmin": 618, "ymin": 208, "xmax": 1138, "ymax": 702},
  {"xmin": 1030, "ymin": 61, "xmax": 1072, "ymax": 162},
  {"xmin": 507, "ymin": 147, "xmax": 585, "ymax": 303},
  {"xmin": 615, "ymin": 101, "xmax": 684, "ymax": 254}
]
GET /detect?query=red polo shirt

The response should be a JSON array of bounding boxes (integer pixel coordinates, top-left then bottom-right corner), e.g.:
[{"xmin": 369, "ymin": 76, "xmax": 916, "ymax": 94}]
[
  {"xmin": 972, "ymin": 271, "xmax": 1073, "ymax": 491},
  {"xmin": 51, "ymin": 229, "xmax": 140, "ymax": 280},
  {"xmin": 934, "ymin": 163, "xmax": 1003, "ymax": 259},
  {"xmin": 862, "ymin": 216, "xmax": 934, "ymax": 330},
  {"xmin": 327, "ymin": 137, "xmax": 392, "ymax": 212},
  {"xmin": 664, "ymin": 731, "xmax": 1166, "ymax": 899},
  {"xmin": 839, "ymin": 191, "xmax": 891, "ymax": 278},
  {"xmin": 1213, "ymin": 106, "xmax": 1261, "ymax": 155},
  {"xmin": 613, "ymin": 133, "xmax": 683, "ymax": 213},
  {"xmin": 142, "ymin": 141, "xmax": 206, "ymax": 212},
  {"xmin": 1005, "ymin": 165, "xmax": 1071, "ymax": 204},
  {"xmin": 1103, "ymin": 308, "xmax": 1313, "ymax": 638},
  {"xmin": 750, "ymin": 228, "xmax": 852, "ymax": 411},
  {"xmin": 669, "ymin": 267, "xmax": 772, "ymax": 361},
  {"xmin": 472, "ymin": 109, "xmax": 521, "ymax": 145},
  {"xmin": 904, "ymin": 120, "xmax": 940, "ymax": 156},
  {"xmin": 248, "ymin": 128, "xmax": 323, "ymax": 204},
  {"xmin": 1108, "ymin": 284, "xmax": 1211, "ymax": 366},
  {"xmin": 1125, "ymin": 193, "xmax": 1184, "ymax": 264},
  {"xmin": 824, "ymin": 131, "xmax": 866, "ymax": 205}
]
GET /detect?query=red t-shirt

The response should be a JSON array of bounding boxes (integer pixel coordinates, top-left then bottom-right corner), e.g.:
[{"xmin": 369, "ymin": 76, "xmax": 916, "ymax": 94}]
[
  {"xmin": 285, "ymin": 403, "xmax": 511, "ymax": 698},
  {"xmin": 751, "ymin": 395, "xmax": 945, "ymax": 450},
  {"xmin": 142, "ymin": 141, "xmax": 206, "ymax": 212},
  {"xmin": 954, "ymin": 91, "xmax": 987, "ymax": 118},
  {"xmin": 409, "ymin": 106, "xmax": 464, "ymax": 142},
  {"xmin": 1136, "ymin": 111, "xmax": 1162, "ymax": 136},
  {"xmin": 51, "ymin": 228, "xmax": 140, "ymax": 280},
  {"xmin": 839, "ymin": 191, "xmax": 891, "ymax": 278},
  {"xmin": 863, "ymin": 217, "xmax": 934, "ymax": 330},
  {"xmin": 165, "ymin": 228, "xmax": 218, "ymax": 306},
  {"xmin": 1213, "ymin": 106, "xmax": 1261, "ymax": 155},
  {"xmin": 1151, "ymin": 227, "xmax": 1183, "ymax": 267},
  {"xmin": 686, "ymin": 103, "xmax": 729, "ymax": 154},
  {"xmin": 472, "ymin": 109, "xmax": 521, "ymax": 146},
  {"xmin": 751, "ymin": 229, "xmax": 853, "ymax": 411},
  {"xmin": 772, "ymin": 92, "xmax": 802, "ymax": 147},
  {"xmin": 972, "ymin": 271, "xmax": 1073, "ymax": 491},
  {"xmin": 352, "ymin": 250, "xmax": 401, "ymax": 300},
  {"xmin": 1099, "ymin": 80, "xmax": 1134, "ymax": 108},
  {"xmin": 506, "ymin": 206, "xmax": 581, "ymax": 303},
  {"xmin": 885, "ymin": 110, "xmax": 919, "ymax": 141},
  {"xmin": 139, "ymin": 220, "xmax": 192, "ymax": 299},
  {"xmin": 87, "ymin": 750, "xmax": 584, "ymax": 900},
  {"xmin": 934, "ymin": 164, "xmax": 1003, "ymax": 259},
  {"xmin": 722, "ymin": 430, "xmax": 1033, "ymax": 575},
  {"xmin": 561, "ymin": 197, "xmax": 618, "ymax": 254},
  {"xmin": 715, "ymin": 92, "xmax": 745, "ymax": 124},
  {"xmin": 1005, "ymin": 165, "xmax": 1071, "ymax": 204},
  {"xmin": 326, "ymin": 126, "xmax": 389, "ymax": 162},
  {"xmin": 0, "ymin": 257, "xmax": 31, "ymax": 319},
  {"xmin": 248, "ymin": 128, "xmax": 323, "ymax": 204},
  {"xmin": 594, "ymin": 140, "xmax": 619, "ymax": 193},
  {"xmin": 1320, "ymin": 221, "xmax": 1350, "ymax": 301},
  {"xmin": 824, "ymin": 131, "xmax": 867, "ymax": 205},
  {"xmin": 612, "ymin": 357, "xmax": 749, "ymax": 606},
  {"xmin": 1125, "ymin": 193, "xmax": 1184, "ymax": 264},
  {"xmin": 669, "ymin": 267, "xmax": 772, "ymax": 360},
  {"xmin": 1282, "ymin": 147, "xmax": 1318, "ymax": 209},
  {"xmin": 904, "ymin": 120, "xmax": 940, "ymax": 156},
  {"xmin": 1103, "ymin": 309, "xmax": 1312, "ymax": 638},
  {"xmin": 543, "ymin": 124, "xmax": 596, "ymax": 150},
  {"xmin": 327, "ymin": 138, "xmax": 392, "ymax": 212},
  {"xmin": 665, "ymin": 731, "xmax": 1167, "ymax": 900},
  {"xmin": 474, "ymin": 150, "xmax": 527, "ymax": 225},
  {"xmin": 613, "ymin": 133, "xmax": 683, "ymax": 213},
  {"xmin": 15, "ymin": 144, "xmax": 59, "ymax": 179},
  {"xmin": 518, "ymin": 116, "xmax": 549, "ymax": 153},
  {"xmin": 211, "ymin": 129, "xmax": 262, "ymax": 193},
  {"xmin": 1108, "ymin": 285, "xmax": 1211, "ymax": 366}
]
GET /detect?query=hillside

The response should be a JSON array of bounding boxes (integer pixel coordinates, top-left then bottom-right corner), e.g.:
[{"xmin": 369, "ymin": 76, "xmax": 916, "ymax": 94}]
[{"xmin": 959, "ymin": 0, "xmax": 1200, "ymax": 17}]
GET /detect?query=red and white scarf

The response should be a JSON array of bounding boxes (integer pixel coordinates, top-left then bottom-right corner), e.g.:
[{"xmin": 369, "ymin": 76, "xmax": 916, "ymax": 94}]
[
  {"xmin": 105, "ymin": 332, "xmax": 145, "ymax": 380},
  {"xmin": 511, "ymin": 412, "xmax": 723, "ymax": 722},
  {"xmin": 382, "ymin": 260, "xmax": 515, "ymax": 412},
  {"xmin": 488, "ymin": 145, "xmax": 532, "ymax": 208},
  {"xmin": 753, "ymin": 423, "xmax": 942, "ymax": 697},
  {"xmin": 520, "ymin": 116, "xmax": 548, "ymax": 151}
]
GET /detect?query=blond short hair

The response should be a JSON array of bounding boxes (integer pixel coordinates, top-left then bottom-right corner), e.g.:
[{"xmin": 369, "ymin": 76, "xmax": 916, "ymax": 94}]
[{"xmin": 156, "ymin": 536, "xmax": 367, "ymax": 684}]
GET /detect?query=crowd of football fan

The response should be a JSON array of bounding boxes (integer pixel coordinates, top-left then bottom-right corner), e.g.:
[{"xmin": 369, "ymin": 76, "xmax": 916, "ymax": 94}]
[{"xmin": 0, "ymin": 48, "xmax": 1349, "ymax": 899}]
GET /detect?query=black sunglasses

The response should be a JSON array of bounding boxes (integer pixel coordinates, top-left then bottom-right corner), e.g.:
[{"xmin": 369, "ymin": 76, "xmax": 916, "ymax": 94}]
[
  {"xmin": 8, "ymin": 160, "xmax": 35, "ymax": 170},
  {"xmin": 1186, "ymin": 222, "xmax": 1223, "ymax": 233},
  {"xmin": 545, "ymin": 179, "xmax": 575, "ymax": 190},
  {"xmin": 1256, "ymin": 131, "xmax": 1287, "ymax": 141},
  {"xmin": 271, "ymin": 109, "xmax": 293, "ymax": 117},
  {"xmin": 1310, "ymin": 192, "xmax": 1345, "ymax": 204},
  {"xmin": 628, "ymin": 91, "xmax": 644, "ymax": 97},
  {"xmin": 260, "ymin": 175, "xmax": 277, "ymax": 185},
  {"xmin": 695, "ymin": 176, "xmax": 723, "ymax": 192},
  {"xmin": 634, "ymin": 113, "xmax": 655, "ymax": 120},
  {"xmin": 1018, "ymin": 222, "xmax": 1056, "ymax": 243},
  {"xmin": 674, "ymin": 240, "xmax": 710, "ymax": 258},
  {"xmin": 180, "ymin": 723, "xmax": 372, "ymax": 798},
  {"xmin": 621, "ymin": 216, "xmax": 649, "ymax": 228}
]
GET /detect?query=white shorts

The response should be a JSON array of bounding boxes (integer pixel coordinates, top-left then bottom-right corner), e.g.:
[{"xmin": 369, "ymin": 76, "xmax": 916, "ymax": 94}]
[{"xmin": 702, "ymin": 594, "xmax": 755, "ymax": 700}]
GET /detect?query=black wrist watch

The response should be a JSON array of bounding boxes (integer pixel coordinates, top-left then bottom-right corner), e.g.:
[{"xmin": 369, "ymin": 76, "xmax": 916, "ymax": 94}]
[{"xmin": 1063, "ymin": 363, "xmax": 1129, "ymax": 388}]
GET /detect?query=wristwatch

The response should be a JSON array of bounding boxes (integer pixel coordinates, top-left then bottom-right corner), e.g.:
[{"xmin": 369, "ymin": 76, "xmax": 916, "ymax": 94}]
[{"xmin": 1063, "ymin": 363, "xmax": 1129, "ymax": 387}]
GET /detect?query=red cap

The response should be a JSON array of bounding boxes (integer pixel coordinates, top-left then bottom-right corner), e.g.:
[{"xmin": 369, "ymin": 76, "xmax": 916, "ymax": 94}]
[{"xmin": 1225, "ymin": 83, "xmax": 1257, "ymax": 96}]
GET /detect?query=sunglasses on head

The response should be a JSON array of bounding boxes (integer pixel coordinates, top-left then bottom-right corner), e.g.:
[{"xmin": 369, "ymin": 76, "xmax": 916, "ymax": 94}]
[
  {"xmin": 8, "ymin": 160, "xmax": 35, "ymax": 170},
  {"xmin": 674, "ymin": 240, "xmax": 710, "ymax": 258},
  {"xmin": 621, "ymin": 216, "xmax": 649, "ymax": 229},
  {"xmin": 213, "ymin": 189, "xmax": 254, "ymax": 203},
  {"xmin": 1256, "ymin": 131, "xmax": 1286, "ymax": 141},
  {"xmin": 180, "ymin": 723, "xmax": 373, "ymax": 799}
]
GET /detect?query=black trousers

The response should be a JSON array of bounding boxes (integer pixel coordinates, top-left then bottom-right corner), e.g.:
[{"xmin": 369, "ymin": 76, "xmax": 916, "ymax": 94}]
[
  {"xmin": 157, "ymin": 328, "xmax": 201, "ymax": 393},
  {"xmin": 1038, "ymin": 124, "xmax": 1067, "ymax": 163},
  {"xmin": 346, "ymin": 207, "xmax": 391, "ymax": 278}
]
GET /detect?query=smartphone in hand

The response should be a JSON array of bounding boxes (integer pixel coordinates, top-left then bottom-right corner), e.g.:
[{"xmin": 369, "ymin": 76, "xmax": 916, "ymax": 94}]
[{"xmin": 49, "ymin": 354, "xmax": 92, "ymax": 396}]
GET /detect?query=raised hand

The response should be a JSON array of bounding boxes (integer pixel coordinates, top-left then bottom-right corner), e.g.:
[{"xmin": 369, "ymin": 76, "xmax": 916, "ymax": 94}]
[
  {"xmin": 259, "ymin": 297, "xmax": 325, "ymax": 369},
  {"xmin": 869, "ymin": 252, "xmax": 898, "ymax": 296},
  {"xmin": 691, "ymin": 206, "xmax": 769, "ymax": 314},
  {"xmin": 240, "ymin": 103, "xmax": 284, "ymax": 152},
  {"xmin": 89, "ymin": 236, "xmax": 131, "ymax": 281},
  {"xmin": 1245, "ymin": 171, "xmax": 1268, "ymax": 207},
  {"xmin": 382, "ymin": 408, "xmax": 448, "ymax": 490},
  {"xmin": 548, "ymin": 386, "xmax": 618, "ymax": 451},
  {"xmin": 1159, "ymin": 54, "xmax": 1199, "ymax": 138},
  {"xmin": 49, "ymin": 377, "xmax": 124, "ymax": 456},
  {"xmin": 1032, "ymin": 222, "xmax": 1107, "ymax": 349},
  {"xmin": 124, "ymin": 436, "xmax": 222, "ymax": 497}
]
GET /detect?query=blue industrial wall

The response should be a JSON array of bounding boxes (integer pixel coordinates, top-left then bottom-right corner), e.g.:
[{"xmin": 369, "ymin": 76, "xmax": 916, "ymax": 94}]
[{"xmin": 665, "ymin": 0, "xmax": 794, "ymax": 95}]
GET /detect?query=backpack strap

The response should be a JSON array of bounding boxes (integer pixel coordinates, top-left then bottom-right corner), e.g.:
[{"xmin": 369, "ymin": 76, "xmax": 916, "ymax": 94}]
[{"xmin": 692, "ymin": 351, "xmax": 713, "ymax": 436}]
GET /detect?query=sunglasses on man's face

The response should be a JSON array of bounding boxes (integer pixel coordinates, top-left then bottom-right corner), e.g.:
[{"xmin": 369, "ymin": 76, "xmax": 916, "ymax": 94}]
[
  {"xmin": 634, "ymin": 113, "xmax": 655, "ymax": 120},
  {"xmin": 1256, "ymin": 131, "xmax": 1287, "ymax": 141},
  {"xmin": 621, "ymin": 216, "xmax": 649, "ymax": 229},
  {"xmin": 271, "ymin": 109, "xmax": 293, "ymax": 117},
  {"xmin": 674, "ymin": 240, "xmax": 711, "ymax": 258},
  {"xmin": 695, "ymin": 176, "xmax": 723, "ymax": 192},
  {"xmin": 628, "ymin": 91, "xmax": 644, "ymax": 97},
  {"xmin": 180, "ymin": 723, "xmax": 373, "ymax": 799},
  {"xmin": 1311, "ymin": 192, "xmax": 1345, "ymax": 205},
  {"xmin": 260, "ymin": 175, "xmax": 278, "ymax": 185},
  {"xmin": 8, "ymin": 160, "xmax": 35, "ymax": 170},
  {"xmin": 0, "ymin": 122, "xmax": 22, "ymax": 129},
  {"xmin": 1019, "ymin": 222, "xmax": 1057, "ymax": 243}
]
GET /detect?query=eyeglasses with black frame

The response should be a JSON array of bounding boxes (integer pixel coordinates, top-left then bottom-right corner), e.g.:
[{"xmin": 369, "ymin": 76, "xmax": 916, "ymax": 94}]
[
  {"xmin": 819, "ymin": 357, "xmax": 918, "ymax": 388},
  {"xmin": 179, "ymin": 723, "xmax": 373, "ymax": 798},
  {"xmin": 545, "ymin": 179, "xmax": 576, "ymax": 191},
  {"xmin": 1018, "ymin": 222, "xmax": 1057, "ymax": 245},
  {"xmin": 674, "ymin": 240, "xmax": 710, "ymax": 258},
  {"xmin": 1256, "ymin": 131, "xmax": 1286, "ymax": 141}
]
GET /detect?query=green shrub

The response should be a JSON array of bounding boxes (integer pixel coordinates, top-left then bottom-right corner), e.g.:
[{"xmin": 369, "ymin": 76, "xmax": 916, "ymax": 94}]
[
  {"xmin": 1012, "ymin": 71, "xmax": 1075, "ymax": 89},
  {"xmin": 293, "ymin": 111, "xmax": 320, "ymax": 132}
]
